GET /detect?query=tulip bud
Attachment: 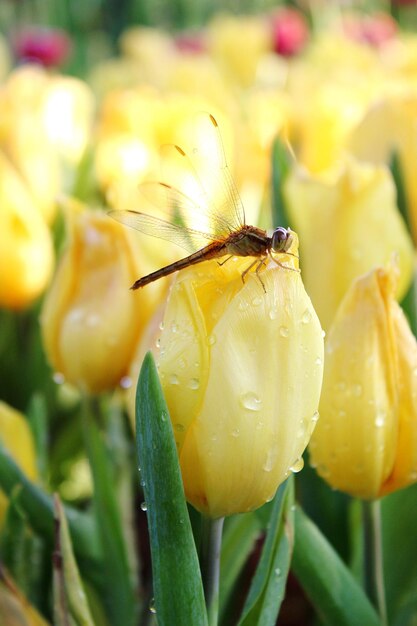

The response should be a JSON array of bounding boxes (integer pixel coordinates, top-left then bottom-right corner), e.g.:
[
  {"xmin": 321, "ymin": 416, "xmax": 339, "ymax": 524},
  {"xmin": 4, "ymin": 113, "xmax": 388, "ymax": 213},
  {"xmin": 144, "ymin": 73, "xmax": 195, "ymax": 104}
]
[
  {"xmin": 309, "ymin": 265, "xmax": 417, "ymax": 499},
  {"xmin": 41, "ymin": 201, "xmax": 164, "ymax": 394},
  {"xmin": 0, "ymin": 151, "xmax": 54, "ymax": 310},
  {"xmin": 0, "ymin": 401, "xmax": 38, "ymax": 526},
  {"xmin": 207, "ymin": 14, "xmax": 271, "ymax": 88},
  {"xmin": 284, "ymin": 157, "xmax": 414, "ymax": 329},
  {"xmin": 155, "ymin": 233, "xmax": 324, "ymax": 518}
]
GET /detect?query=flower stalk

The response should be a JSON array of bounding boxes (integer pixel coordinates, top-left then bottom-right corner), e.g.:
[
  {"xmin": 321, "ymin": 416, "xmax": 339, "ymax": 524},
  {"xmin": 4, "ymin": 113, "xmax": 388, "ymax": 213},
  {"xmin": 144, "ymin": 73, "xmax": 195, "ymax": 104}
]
[
  {"xmin": 362, "ymin": 499, "xmax": 388, "ymax": 626},
  {"xmin": 200, "ymin": 516, "xmax": 224, "ymax": 626}
]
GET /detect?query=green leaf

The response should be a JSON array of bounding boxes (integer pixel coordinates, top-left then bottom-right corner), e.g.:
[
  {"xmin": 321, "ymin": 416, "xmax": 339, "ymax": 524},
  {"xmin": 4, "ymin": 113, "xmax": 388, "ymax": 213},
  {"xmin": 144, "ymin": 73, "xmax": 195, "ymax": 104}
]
[
  {"xmin": 82, "ymin": 397, "xmax": 138, "ymax": 626},
  {"xmin": 0, "ymin": 444, "xmax": 101, "ymax": 578},
  {"xmin": 271, "ymin": 139, "xmax": 292, "ymax": 230},
  {"xmin": 219, "ymin": 513, "xmax": 262, "ymax": 620},
  {"xmin": 382, "ymin": 484, "xmax": 417, "ymax": 626},
  {"xmin": 390, "ymin": 151, "xmax": 410, "ymax": 235},
  {"xmin": 136, "ymin": 352, "xmax": 207, "ymax": 626},
  {"xmin": 53, "ymin": 495, "xmax": 95, "ymax": 626},
  {"xmin": 292, "ymin": 507, "xmax": 382, "ymax": 626},
  {"xmin": 237, "ymin": 478, "xmax": 294, "ymax": 626}
]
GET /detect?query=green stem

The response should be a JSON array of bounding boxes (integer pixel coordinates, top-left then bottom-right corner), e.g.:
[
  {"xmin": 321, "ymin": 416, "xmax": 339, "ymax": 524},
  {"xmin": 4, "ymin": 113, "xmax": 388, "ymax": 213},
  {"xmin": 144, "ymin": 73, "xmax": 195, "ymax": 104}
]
[
  {"xmin": 200, "ymin": 516, "xmax": 224, "ymax": 626},
  {"xmin": 362, "ymin": 499, "xmax": 388, "ymax": 626}
]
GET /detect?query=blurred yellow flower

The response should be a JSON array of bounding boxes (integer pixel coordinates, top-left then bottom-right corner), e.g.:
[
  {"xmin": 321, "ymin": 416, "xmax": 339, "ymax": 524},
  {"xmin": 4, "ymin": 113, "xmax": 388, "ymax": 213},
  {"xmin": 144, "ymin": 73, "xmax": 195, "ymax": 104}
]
[
  {"xmin": 0, "ymin": 65, "xmax": 94, "ymax": 223},
  {"xmin": 156, "ymin": 234, "xmax": 323, "ymax": 518},
  {"xmin": 348, "ymin": 91, "xmax": 417, "ymax": 243},
  {"xmin": 284, "ymin": 156, "xmax": 414, "ymax": 329},
  {"xmin": 0, "ymin": 401, "xmax": 38, "ymax": 526},
  {"xmin": 41, "ymin": 201, "xmax": 164, "ymax": 394},
  {"xmin": 309, "ymin": 265, "xmax": 417, "ymax": 499},
  {"xmin": 0, "ymin": 152, "xmax": 54, "ymax": 310},
  {"xmin": 207, "ymin": 14, "xmax": 271, "ymax": 88}
]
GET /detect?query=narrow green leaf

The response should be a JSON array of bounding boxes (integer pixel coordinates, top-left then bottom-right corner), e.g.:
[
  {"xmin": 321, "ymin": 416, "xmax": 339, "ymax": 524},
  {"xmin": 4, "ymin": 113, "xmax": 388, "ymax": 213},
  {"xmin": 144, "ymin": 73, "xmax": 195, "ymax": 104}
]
[
  {"xmin": 53, "ymin": 495, "xmax": 95, "ymax": 626},
  {"xmin": 390, "ymin": 151, "xmax": 410, "ymax": 235},
  {"xmin": 292, "ymin": 507, "xmax": 382, "ymax": 626},
  {"xmin": 238, "ymin": 478, "xmax": 294, "ymax": 626},
  {"xmin": 82, "ymin": 397, "xmax": 137, "ymax": 626},
  {"xmin": 136, "ymin": 352, "xmax": 207, "ymax": 626},
  {"xmin": 382, "ymin": 484, "xmax": 417, "ymax": 625},
  {"xmin": 219, "ymin": 513, "xmax": 262, "ymax": 619},
  {"xmin": 0, "ymin": 444, "xmax": 101, "ymax": 576},
  {"xmin": 271, "ymin": 139, "xmax": 292, "ymax": 230}
]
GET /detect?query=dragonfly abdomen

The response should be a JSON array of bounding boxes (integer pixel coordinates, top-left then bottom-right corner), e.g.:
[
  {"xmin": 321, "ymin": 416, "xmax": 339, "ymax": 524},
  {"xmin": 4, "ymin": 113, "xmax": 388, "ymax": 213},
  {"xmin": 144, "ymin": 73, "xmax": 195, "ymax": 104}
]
[{"xmin": 130, "ymin": 242, "xmax": 226, "ymax": 290}]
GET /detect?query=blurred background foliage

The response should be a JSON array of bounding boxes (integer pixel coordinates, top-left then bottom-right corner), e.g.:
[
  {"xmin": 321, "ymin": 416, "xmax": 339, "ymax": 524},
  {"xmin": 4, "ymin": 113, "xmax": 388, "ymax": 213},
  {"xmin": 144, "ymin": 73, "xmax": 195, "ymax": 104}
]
[{"xmin": 1, "ymin": 0, "xmax": 417, "ymax": 624}]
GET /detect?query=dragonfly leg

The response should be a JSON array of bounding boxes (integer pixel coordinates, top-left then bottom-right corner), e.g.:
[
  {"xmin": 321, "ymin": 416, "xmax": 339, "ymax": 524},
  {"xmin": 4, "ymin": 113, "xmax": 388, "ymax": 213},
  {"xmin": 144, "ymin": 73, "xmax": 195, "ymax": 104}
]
[
  {"xmin": 217, "ymin": 254, "xmax": 233, "ymax": 267},
  {"xmin": 255, "ymin": 257, "xmax": 268, "ymax": 293},
  {"xmin": 241, "ymin": 258, "xmax": 259, "ymax": 283},
  {"xmin": 269, "ymin": 251, "xmax": 300, "ymax": 273}
]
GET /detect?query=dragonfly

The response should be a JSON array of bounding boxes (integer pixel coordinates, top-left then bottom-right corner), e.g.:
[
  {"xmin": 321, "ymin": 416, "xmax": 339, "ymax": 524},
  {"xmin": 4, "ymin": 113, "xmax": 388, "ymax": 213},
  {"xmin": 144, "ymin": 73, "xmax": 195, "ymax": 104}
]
[{"xmin": 110, "ymin": 113, "xmax": 294, "ymax": 291}]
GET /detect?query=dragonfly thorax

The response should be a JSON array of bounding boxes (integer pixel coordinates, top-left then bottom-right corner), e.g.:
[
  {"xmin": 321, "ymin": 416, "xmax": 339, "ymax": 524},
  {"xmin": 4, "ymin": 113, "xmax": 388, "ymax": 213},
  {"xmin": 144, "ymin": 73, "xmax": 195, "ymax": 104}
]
[{"xmin": 271, "ymin": 228, "xmax": 293, "ymax": 254}]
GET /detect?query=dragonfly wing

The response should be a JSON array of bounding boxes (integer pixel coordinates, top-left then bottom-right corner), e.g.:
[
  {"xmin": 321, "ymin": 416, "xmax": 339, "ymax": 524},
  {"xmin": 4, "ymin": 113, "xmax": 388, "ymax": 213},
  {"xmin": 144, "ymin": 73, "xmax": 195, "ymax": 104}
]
[
  {"xmin": 109, "ymin": 209, "xmax": 217, "ymax": 253},
  {"xmin": 155, "ymin": 113, "xmax": 245, "ymax": 233},
  {"xmin": 191, "ymin": 112, "xmax": 246, "ymax": 229}
]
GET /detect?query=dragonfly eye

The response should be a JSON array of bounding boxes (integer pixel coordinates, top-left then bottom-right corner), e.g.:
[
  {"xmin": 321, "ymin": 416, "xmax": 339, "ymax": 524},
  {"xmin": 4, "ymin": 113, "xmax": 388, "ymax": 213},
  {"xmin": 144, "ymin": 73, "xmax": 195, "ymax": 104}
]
[{"xmin": 271, "ymin": 227, "xmax": 292, "ymax": 253}]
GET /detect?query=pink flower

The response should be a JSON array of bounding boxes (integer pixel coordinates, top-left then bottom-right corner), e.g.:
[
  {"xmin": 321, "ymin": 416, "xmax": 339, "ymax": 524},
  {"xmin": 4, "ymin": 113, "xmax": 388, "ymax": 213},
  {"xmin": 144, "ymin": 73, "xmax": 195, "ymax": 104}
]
[
  {"xmin": 270, "ymin": 9, "xmax": 309, "ymax": 57},
  {"xmin": 13, "ymin": 27, "xmax": 71, "ymax": 68}
]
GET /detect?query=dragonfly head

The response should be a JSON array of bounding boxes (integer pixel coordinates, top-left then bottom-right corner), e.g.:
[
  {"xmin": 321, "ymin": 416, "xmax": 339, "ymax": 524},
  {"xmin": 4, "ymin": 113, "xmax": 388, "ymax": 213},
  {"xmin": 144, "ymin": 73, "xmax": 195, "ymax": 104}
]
[{"xmin": 271, "ymin": 227, "xmax": 293, "ymax": 253}]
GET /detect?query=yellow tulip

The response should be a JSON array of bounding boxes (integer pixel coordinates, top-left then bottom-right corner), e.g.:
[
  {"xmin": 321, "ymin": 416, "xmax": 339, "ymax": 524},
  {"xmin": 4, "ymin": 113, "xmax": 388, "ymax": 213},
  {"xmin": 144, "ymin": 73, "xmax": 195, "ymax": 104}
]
[
  {"xmin": 0, "ymin": 151, "xmax": 54, "ymax": 310},
  {"xmin": 348, "ymin": 91, "xmax": 417, "ymax": 243},
  {"xmin": 155, "ymin": 233, "xmax": 324, "ymax": 518},
  {"xmin": 0, "ymin": 401, "xmax": 38, "ymax": 526},
  {"xmin": 41, "ymin": 200, "xmax": 164, "ymax": 394},
  {"xmin": 284, "ymin": 156, "xmax": 414, "ymax": 329},
  {"xmin": 309, "ymin": 265, "xmax": 417, "ymax": 499},
  {"xmin": 207, "ymin": 14, "xmax": 271, "ymax": 88}
]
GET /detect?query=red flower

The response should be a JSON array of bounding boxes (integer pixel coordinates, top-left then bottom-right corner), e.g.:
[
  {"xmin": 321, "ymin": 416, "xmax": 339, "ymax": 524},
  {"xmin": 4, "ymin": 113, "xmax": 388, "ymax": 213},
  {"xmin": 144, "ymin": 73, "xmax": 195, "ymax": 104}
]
[
  {"xmin": 13, "ymin": 27, "xmax": 71, "ymax": 68},
  {"xmin": 270, "ymin": 9, "xmax": 309, "ymax": 57}
]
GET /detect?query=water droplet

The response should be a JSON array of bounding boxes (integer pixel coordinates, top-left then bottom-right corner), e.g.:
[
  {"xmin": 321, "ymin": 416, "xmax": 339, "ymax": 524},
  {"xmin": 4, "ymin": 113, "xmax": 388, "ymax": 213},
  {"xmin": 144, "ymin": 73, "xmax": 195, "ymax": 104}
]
[
  {"xmin": 238, "ymin": 299, "xmax": 249, "ymax": 311},
  {"xmin": 53, "ymin": 372, "xmax": 65, "ymax": 385},
  {"xmin": 375, "ymin": 410, "xmax": 386, "ymax": 428},
  {"xmin": 178, "ymin": 357, "xmax": 186, "ymax": 369},
  {"xmin": 188, "ymin": 378, "xmax": 200, "ymax": 390},
  {"xmin": 171, "ymin": 322, "xmax": 178, "ymax": 333},
  {"xmin": 269, "ymin": 308, "xmax": 278, "ymax": 320},
  {"xmin": 160, "ymin": 411, "xmax": 168, "ymax": 422},
  {"xmin": 240, "ymin": 392, "xmax": 262, "ymax": 411},
  {"xmin": 251, "ymin": 296, "xmax": 263, "ymax": 307},
  {"xmin": 140, "ymin": 478, "xmax": 146, "ymax": 487},
  {"xmin": 274, "ymin": 567, "xmax": 281, "ymax": 577},
  {"xmin": 119, "ymin": 376, "xmax": 132, "ymax": 389},
  {"xmin": 231, "ymin": 428, "xmax": 240, "ymax": 438},
  {"xmin": 140, "ymin": 502, "xmax": 148, "ymax": 512},
  {"xmin": 149, "ymin": 598, "xmax": 156, "ymax": 614},
  {"xmin": 159, "ymin": 321, "xmax": 165, "ymax": 330},
  {"xmin": 311, "ymin": 411, "xmax": 319, "ymax": 424},
  {"xmin": 169, "ymin": 374, "xmax": 179, "ymax": 385},
  {"xmin": 256, "ymin": 421, "xmax": 264, "ymax": 430},
  {"xmin": 208, "ymin": 334, "xmax": 217, "ymax": 345},
  {"xmin": 315, "ymin": 356, "xmax": 322, "ymax": 366},
  {"xmin": 279, "ymin": 326, "xmax": 289, "ymax": 338},
  {"xmin": 301, "ymin": 309, "xmax": 312, "ymax": 324},
  {"xmin": 290, "ymin": 457, "xmax": 304, "ymax": 473},
  {"xmin": 174, "ymin": 423, "xmax": 185, "ymax": 433},
  {"xmin": 322, "ymin": 330, "xmax": 326, "ymax": 339},
  {"xmin": 155, "ymin": 337, "xmax": 161, "ymax": 348}
]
